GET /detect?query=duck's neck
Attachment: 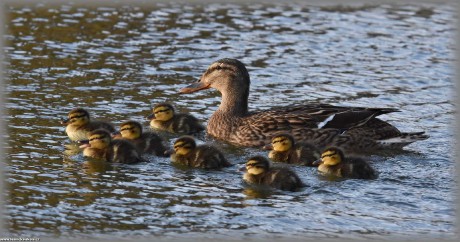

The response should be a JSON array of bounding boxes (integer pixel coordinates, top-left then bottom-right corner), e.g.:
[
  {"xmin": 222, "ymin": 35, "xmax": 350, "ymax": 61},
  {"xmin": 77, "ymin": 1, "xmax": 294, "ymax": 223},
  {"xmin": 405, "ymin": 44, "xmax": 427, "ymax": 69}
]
[{"xmin": 218, "ymin": 86, "xmax": 249, "ymax": 116}]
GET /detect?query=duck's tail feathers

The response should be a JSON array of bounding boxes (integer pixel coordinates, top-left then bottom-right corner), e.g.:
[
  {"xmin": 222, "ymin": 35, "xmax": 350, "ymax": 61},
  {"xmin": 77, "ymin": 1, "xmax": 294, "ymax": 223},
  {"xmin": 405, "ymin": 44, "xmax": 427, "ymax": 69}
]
[{"xmin": 376, "ymin": 131, "xmax": 429, "ymax": 149}]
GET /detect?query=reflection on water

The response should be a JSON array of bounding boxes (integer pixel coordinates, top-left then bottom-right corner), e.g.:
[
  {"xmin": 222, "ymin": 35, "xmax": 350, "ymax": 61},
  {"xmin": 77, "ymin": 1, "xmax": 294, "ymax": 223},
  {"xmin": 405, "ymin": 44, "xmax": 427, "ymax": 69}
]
[{"xmin": 3, "ymin": 2, "xmax": 457, "ymax": 241}]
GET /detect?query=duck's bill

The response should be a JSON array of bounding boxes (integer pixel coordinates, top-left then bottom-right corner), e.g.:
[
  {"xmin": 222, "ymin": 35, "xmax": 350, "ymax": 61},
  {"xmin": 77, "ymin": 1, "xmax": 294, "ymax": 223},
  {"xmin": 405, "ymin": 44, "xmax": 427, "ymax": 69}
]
[
  {"xmin": 164, "ymin": 149, "xmax": 175, "ymax": 156},
  {"xmin": 179, "ymin": 81, "xmax": 210, "ymax": 94},
  {"xmin": 146, "ymin": 113, "xmax": 155, "ymax": 120},
  {"xmin": 61, "ymin": 118, "xmax": 70, "ymax": 125},
  {"xmin": 111, "ymin": 132, "xmax": 122, "ymax": 139},
  {"xmin": 78, "ymin": 140, "xmax": 90, "ymax": 149},
  {"xmin": 312, "ymin": 159, "xmax": 323, "ymax": 166},
  {"xmin": 238, "ymin": 164, "xmax": 247, "ymax": 172},
  {"xmin": 262, "ymin": 144, "xmax": 273, "ymax": 150}
]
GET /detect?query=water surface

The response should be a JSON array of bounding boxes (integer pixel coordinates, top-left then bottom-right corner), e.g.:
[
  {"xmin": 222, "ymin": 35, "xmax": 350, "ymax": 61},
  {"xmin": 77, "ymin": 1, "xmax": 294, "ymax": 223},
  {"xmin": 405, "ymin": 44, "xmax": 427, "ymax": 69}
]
[{"xmin": 3, "ymin": 2, "xmax": 457, "ymax": 241}]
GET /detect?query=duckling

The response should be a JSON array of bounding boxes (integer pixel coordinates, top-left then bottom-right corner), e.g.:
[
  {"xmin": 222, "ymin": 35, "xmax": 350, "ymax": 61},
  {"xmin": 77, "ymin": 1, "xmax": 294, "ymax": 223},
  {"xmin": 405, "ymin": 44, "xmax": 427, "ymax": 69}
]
[
  {"xmin": 148, "ymin": 103, "xmax": 205, "ymax": 135},
  {"xmin": 180, "ymin": 58, "xmax": 428, "ymax": 148},
  {"xmin": 242, "ymin": 156, "xmax": 305, "ymax": 192},
  {"xmin": 313, "ymin": 147, "xmax": 377, "ymax": 179},
  {"xmin": 115, "ymin": 120, "xmax": 168, "ymax": 157},
  {"xmin": 263, "ymin": 133, "xmax": 320, "ymax": 166},
  {"xmin": 61, "ymin": 108, "xmax": 116, "ymax": 142},
  {"xmin": 79, "ymin": 129, "xmax": 144, "ymax": 164},
  {"xmin": 169, "ymin": 135, "xmax": 231, "ymax": 169}
]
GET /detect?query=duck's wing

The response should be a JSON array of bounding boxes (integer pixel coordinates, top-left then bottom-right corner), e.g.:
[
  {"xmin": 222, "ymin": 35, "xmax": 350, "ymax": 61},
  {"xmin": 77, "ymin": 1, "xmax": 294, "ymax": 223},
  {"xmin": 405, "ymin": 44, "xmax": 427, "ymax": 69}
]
[
  {"xmin": 143, "ymin": 132, "xmax": 169, "ymax": 157},
  {"xmin": 284, "ymin": 104, "xmax": 399, "ymax": 129},
  {"xmin": 172, "ymin": 114, "xmax": 205, "ymax": 134},
  {"xmin": 88, "ymin": 121, "xmax": 116, "ymax": 133},
  {"xmin": 268, "ymin": 167, "xmax": 305, "ymax": 191}
]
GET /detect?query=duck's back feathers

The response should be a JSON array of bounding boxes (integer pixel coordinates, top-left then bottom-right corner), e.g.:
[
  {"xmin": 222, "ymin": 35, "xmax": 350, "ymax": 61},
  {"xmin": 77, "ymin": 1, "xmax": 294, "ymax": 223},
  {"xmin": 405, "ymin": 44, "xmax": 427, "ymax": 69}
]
[
  {"xmin": 191, "ymin": 145, "xmax": 232, "ymax": 169},
  {"xmin": 342, "ymin": 157, "xmax": 378, "ymax": 180},
  {"xmin": 171, "ymin": 114, "xmax": 205, "ymax": 134},
  {"xmin": 265, "ymin": 167, "xmax": 305, "ymax": 191},
  {"xmin": 111, "ymin": 139, "xmax": 146, "ymax": 164},
  {"xmin": 133, "ymin": 132, "xmax": 168, "ymax": 157}
]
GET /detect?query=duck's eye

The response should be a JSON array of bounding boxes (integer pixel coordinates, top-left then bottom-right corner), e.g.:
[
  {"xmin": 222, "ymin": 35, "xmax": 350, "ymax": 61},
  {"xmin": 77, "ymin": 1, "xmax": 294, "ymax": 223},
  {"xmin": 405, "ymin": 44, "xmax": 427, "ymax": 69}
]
[
  {"xmin": 246, "ymin": 162, "xmax": 258, "ymax": 167},
  {"xmin": 215, "ymin": 65, "xmax": 222, "ymax": 70},
  {"xmin": 120, "ymin": 127, "xmax": 134, "ymax": 131},
  {"xmin": 272, "ymin": 138, "xmax": 286, "ymax": 144},
  {"xmin": 321, "ymin": 152, "xmax": 337, "ymax": 159},
  {"xmin": 155, "ymin": 108, "xmax": 170, "ymax": 114},
  {"xmin": 70, "ymin": 114, "xmax": 86, "ymax": 120},
  {"xmin": 174, "ymin": 143, "xmax": 185, "ymax": 149},
  {"xmin": 89, "ymin": 136, "xmax": 104, "ymax": 141}
]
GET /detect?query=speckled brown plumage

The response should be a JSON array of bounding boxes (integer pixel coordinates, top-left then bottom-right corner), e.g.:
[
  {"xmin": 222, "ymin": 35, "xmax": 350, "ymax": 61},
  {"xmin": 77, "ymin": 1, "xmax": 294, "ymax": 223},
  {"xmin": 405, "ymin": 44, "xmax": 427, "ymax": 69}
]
[{"xmin": 180, "ymin": 58, "xmax": 428, "ymax": 148}]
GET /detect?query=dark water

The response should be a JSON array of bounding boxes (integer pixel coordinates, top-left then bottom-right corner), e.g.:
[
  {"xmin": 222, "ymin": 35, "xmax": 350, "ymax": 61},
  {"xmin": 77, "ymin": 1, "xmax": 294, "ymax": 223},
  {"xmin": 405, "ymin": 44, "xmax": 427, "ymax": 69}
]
[{"xmin": 3, "ymin": 2, "xmax": 457, "ymax": 241}]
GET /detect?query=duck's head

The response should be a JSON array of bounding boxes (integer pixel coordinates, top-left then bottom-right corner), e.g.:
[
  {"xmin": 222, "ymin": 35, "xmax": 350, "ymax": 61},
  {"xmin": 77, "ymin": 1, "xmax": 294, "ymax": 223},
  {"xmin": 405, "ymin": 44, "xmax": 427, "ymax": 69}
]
[
  {"xmin": 180, "ymin": 58, "xmax": 250, "ymax": 98},
  {"xmin": 61, "ymin": 108, "xmax": 90, "ymax": 126},
  {"xmin": 265, "ymin": 133, "xmax": 295, "ymax": 152},
  {"xmin": 245, "ymin": 156, "xmax": 270, "ymax": 175},
  {"xmin": 148, "ymin": 103, "xmax": 175, "ymax": 122},
  {"xmin": 119, "ymin": 120, "xmax": 142, "ymax": 140},
  {"xmin": 173, "ymin": 135, "xmax": 197, "ymax": 156},
  {"xmin": 80, "ymin": 129, "xmax": 111, "ymax": 150},
  {"xmin": 313, "ymin": 147, "xmax": 344, "ymax": 166}
]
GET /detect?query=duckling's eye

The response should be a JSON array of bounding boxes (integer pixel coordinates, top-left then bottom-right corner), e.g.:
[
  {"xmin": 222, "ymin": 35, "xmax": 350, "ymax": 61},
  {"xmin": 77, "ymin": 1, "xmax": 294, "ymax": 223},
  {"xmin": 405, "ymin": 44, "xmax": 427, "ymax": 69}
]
[
  {"xmin": 321, "ymin": 152, "xmax": 337, "ymax": 159},
  {"xmin": 120, "ymin": 127, "xmax": 134, "ymax": 131},
  {"xmin": 89, "ymin": 136, "xmax": 104, "ymax": 141},
  {"xmin": 154, "ymin": 108, "xmax": 170, "ymax": 114},
  {"xmin": 272, "ymin": 138, "xmax": 286, "ymax": 144},
  {"xmin": 174, "ymin": 143, "xmax": 185, "ymax": 149},
  {"xmin": 70, "ymin": 114, "xmax": 86, "ymax": 120}
]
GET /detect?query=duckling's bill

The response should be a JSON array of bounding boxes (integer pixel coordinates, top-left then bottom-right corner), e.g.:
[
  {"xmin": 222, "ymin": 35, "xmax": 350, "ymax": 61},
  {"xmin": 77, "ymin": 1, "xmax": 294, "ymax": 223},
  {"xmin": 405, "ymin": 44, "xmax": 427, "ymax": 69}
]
[{"xmin": 78, "ymin": 140, "xmax": 91, "ymax": 149}]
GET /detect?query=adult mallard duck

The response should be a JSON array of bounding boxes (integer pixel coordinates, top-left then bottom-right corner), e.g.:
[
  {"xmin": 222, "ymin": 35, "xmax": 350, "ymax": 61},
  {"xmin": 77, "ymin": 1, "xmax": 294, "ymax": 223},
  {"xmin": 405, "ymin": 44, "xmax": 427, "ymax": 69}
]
[
  {"xmin": 147, "ymin": 103, "xmax": 205, "ymax": 135},
  {"xmin": 61, "ymin": 108, "xmax": 116, "ymax": 142},
  {"xmin": 168, "ymin": 135, "xmax": 232, "ymax": 169},
  {"xmin": 313, "ymin": 147, "xmax": 377, "ymax": 179},
  {"xmin": 179, "ymin": 58, "xmax": 428, "ymax": 148},
  {"xmin": 79, "ymin": 129, "xmax": 145, "ymax": 164},
  {"xmin": 241, "ymin": 155, "xmax": 305, "ymax": 191},
  {"xmin": 114, "ymin": 120, "xmax": 169, "ymax": 157}
]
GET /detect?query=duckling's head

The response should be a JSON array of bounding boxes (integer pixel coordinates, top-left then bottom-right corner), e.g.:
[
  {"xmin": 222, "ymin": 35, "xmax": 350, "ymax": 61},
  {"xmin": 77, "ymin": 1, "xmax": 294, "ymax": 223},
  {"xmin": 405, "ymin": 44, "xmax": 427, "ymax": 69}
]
[
  {"xmin": 270, "ymin": 133, "xmax": 295, "ymax": 152},
  {"xmin": 62, "ymin": 108, "xmax": 90, "ymax": 126},
  {"xmin": 149, "ymin": 103, "xmax": 175, "ymax": 122},
  {"xmin": 119, "ymin": 120, "xmax": 142, "ymax": 140},
  {"xmin": 245, "ymin": 156, "xmax": 270, "ymax": 175},
  {"xmin": 319, "ymin": 147, "xmax": 345, "ymax": 166},
  {"xmin": 180, "ymin": 58, "xmax": 250, "ymax": 97},
  {"xmin": 85, "ymin": 129, "xmax": 112, "ymax": 150},
  {"xmin": 173, "ymin": 135, "xmax": 197, "ymax": 155}
]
